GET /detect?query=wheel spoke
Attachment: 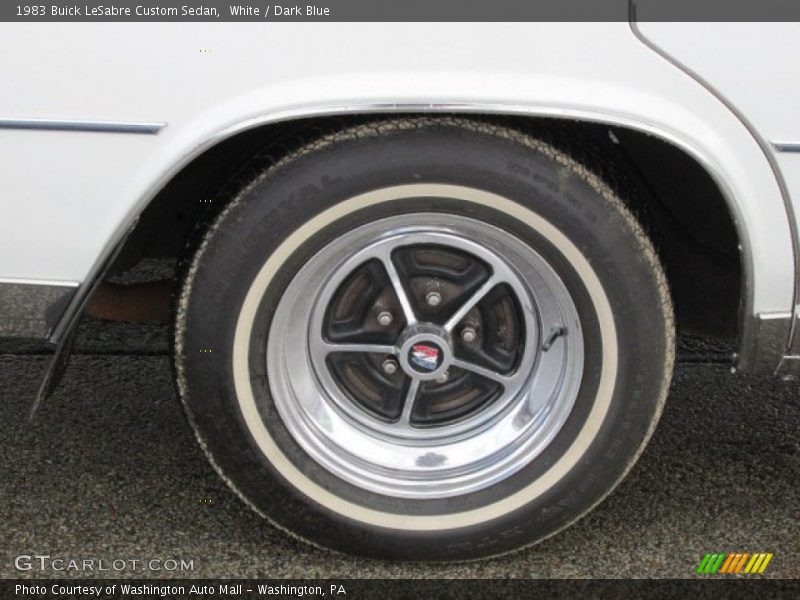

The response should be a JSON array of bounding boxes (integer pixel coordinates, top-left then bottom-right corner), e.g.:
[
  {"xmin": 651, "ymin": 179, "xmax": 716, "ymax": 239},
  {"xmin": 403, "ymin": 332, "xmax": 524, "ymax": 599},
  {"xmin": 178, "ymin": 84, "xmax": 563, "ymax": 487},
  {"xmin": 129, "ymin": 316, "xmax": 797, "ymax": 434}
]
[
  {"xmin": 321, "ymin": 342, "xmax": 398, "ymax": 355},
  {"xmin": 397, "ymin": 379, "xmax": 421, "ymax": 426},
  {"xmin": 451, "ymin": 358, "xmax": 514, "ymax": 385},
  {"xmin": 444, "ymin": 275, "xmax": 499, "ymax": 332},
  {"xmin": 379, "ymin": 251, "xmax": 417, "ymax": 326}
]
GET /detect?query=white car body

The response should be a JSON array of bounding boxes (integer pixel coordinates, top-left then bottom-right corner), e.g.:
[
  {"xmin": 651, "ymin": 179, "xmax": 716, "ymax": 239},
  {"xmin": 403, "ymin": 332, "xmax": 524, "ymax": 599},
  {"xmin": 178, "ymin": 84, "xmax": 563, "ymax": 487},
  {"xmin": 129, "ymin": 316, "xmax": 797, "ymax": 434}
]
[{"xmin": 1, "ymin": 21, "xmax": 799, "ymax": 379}]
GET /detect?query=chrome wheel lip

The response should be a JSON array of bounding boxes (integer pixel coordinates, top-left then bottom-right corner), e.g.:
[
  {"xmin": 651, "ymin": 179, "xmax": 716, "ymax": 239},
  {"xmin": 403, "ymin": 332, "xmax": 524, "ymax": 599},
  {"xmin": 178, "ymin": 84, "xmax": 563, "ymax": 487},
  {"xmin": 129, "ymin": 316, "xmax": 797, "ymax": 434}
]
[{"xmin": 266, "ymin": 211, "xmax": 584, "ymax": 499}]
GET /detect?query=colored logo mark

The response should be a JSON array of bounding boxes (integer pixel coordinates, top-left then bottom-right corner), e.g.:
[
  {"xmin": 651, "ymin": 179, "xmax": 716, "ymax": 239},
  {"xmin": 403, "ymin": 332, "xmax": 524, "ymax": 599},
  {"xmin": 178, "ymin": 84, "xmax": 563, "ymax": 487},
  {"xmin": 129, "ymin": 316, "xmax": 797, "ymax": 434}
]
[
  {"xmin": 696, "ymin": 552, "xmax": 773, "ymax": 575},
  {"xmin": 410, "ymin": 344, "xmax": 441, "ymax": 371}
]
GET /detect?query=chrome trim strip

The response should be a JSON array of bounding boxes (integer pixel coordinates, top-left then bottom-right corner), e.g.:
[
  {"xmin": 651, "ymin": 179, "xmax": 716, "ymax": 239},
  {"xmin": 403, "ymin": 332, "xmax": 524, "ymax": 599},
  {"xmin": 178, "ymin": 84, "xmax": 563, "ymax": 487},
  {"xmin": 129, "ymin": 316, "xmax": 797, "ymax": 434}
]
[
  {"xmin": 773, "ymin": 142, "xmax": 800, "ymax": 153},
  {"xmin": 0, "ymin": 118, "xmax": 165, "ymax": 134},
  {"xmin": 0, "ymin": 277, "xmax": 79, "ymax": 288},
  {"xmin": 629, "ymin": 7, "xmax": 799, "ymax": 372}
]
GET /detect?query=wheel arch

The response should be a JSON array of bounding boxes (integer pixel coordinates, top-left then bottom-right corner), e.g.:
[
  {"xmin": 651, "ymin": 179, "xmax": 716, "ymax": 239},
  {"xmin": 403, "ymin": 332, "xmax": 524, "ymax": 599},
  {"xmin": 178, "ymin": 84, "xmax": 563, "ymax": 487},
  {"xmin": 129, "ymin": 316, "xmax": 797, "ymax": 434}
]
[{"xmin": 49, "ymin": 104, "xmax": 788, "ymax": 375}]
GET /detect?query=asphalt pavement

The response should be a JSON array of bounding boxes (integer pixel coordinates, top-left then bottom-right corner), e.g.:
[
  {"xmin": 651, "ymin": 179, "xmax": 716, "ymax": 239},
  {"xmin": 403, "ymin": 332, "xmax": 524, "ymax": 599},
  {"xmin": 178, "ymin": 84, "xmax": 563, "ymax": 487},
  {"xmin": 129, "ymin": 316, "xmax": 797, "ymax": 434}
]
[{"xmin": 1, "ymin": 315, "xmax": 797, "ymax": 579}]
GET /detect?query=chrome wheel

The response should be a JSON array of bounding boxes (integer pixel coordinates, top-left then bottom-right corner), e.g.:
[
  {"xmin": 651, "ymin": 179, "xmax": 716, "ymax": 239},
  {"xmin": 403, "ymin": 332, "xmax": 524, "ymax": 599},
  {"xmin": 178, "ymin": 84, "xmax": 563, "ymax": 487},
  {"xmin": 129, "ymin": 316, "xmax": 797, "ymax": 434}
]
[{"xmin": 267, "ymin": 211, "xmax": 583, "ymax": 499}]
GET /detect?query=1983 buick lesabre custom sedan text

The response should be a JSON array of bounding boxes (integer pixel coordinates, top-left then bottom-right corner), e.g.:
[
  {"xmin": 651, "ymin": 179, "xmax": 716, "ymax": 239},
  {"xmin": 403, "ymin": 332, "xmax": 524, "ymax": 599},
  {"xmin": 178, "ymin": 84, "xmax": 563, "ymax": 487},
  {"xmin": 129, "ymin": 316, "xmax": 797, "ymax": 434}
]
[
  {"xmin": 20, "ymin": 4, "xmax": 221, "ymax": 17},
  {"xmin": 19, "ymin": 4, "xmax": 331, "ymax": 17}
]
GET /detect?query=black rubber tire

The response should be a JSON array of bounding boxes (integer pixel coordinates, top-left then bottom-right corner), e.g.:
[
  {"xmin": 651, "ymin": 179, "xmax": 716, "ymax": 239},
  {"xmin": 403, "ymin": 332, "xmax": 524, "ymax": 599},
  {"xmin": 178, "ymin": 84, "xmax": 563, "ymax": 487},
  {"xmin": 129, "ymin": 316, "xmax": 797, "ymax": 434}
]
[{"xmin": 174, "ymin": 118, "xmax": 675, "ymax": 561}]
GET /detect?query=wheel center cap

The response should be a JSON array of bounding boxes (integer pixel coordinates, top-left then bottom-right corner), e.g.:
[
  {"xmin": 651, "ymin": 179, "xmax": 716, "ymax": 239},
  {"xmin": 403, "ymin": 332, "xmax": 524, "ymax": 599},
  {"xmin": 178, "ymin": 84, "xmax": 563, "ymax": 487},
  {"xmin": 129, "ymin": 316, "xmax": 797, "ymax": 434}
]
[
  {"xmin": 408, "ymin": 341, "xmax": 444, "ymax": 373},
  {"xmin": 397, "ymin": 325, "xmax": 453, "ymax": 381}
]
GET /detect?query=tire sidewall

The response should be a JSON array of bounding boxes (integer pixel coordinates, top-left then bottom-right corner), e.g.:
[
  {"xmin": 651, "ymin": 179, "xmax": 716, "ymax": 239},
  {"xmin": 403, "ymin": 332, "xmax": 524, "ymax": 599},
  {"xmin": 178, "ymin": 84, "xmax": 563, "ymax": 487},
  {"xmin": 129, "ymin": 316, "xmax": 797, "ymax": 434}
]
[{"xmin": 176, "ymin": 122, "xmax": 673, "ymax": 560}]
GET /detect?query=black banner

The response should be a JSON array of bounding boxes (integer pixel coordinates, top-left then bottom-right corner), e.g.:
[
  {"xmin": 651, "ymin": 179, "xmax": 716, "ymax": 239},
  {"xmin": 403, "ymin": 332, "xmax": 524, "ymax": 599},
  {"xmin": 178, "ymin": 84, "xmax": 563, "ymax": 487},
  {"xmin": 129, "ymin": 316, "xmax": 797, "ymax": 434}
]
[
  {"xmin": 4, "ymin": 579, "xmax": 800, "ymax": 600},
  {"xmin": 2, "ymin": 0, "xmax": 800, "ymax": 22}
]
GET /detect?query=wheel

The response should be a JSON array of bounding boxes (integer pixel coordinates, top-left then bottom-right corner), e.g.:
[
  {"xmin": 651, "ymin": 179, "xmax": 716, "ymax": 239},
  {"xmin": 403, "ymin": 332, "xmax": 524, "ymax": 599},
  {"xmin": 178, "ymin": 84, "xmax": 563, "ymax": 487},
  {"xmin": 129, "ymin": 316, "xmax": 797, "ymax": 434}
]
[{"xmin": 175, "ymin": 118, "xmax": 674, "ymax": 560}]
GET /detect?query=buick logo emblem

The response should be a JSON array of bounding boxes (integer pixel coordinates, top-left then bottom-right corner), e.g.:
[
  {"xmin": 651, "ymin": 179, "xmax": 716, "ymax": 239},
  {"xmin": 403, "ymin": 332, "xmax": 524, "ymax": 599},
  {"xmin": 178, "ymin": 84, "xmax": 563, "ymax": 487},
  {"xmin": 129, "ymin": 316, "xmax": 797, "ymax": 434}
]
[{"xmin": 409, "ymin": 343, "xmax": 443, "ymax": 372}]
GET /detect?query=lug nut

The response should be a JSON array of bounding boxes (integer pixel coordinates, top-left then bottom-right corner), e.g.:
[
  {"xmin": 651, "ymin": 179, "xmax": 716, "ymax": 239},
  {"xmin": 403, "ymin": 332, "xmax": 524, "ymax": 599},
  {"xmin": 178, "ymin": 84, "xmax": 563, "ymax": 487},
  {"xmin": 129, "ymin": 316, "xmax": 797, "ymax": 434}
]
[
  {"xmin": 425, "ymin": 291, "xmax": 442, "ymax": 307},
  {"xmin": 436, "ymin": 370, "xmax": 449, "ymax": 384},
  {"xmin": 461, "ymin": 327, "xmax": 477, "ymax": 343},
  {"xmin": 377, "ymin": 311, "xmax": 394, "ymax": 326},
  {"xmin": 381, "ymin": 359, "xmax": 398, "ymax": 375}
]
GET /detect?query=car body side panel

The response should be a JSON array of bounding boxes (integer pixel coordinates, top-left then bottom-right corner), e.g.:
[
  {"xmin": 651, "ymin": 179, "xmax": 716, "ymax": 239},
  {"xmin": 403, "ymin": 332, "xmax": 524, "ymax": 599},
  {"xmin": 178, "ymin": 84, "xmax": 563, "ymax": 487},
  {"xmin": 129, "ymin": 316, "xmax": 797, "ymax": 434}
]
[
  {"xmin": 0, "ymin": 22, "xmax": 795, "ymax": 363},
  {"xmin": 636, "ymin": 22, "xmax": 800, "ymax": 141}
]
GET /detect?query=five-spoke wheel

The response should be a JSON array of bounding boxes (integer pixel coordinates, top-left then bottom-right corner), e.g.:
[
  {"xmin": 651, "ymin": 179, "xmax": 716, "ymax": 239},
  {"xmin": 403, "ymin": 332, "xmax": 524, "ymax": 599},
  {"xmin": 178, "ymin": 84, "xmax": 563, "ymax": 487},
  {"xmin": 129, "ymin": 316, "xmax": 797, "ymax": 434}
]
[{"xmin": 269, "ymin": 214, "xmax": 582, "ymax": 498}]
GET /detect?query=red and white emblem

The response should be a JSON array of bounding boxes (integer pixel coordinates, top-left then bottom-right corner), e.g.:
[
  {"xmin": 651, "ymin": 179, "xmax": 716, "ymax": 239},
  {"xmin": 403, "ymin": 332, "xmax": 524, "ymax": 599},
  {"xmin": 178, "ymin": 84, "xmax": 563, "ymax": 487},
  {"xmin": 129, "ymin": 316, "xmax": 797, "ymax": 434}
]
[{"xmin": 410, "ymin": 344, "xmax": 440, "ymax": 371}]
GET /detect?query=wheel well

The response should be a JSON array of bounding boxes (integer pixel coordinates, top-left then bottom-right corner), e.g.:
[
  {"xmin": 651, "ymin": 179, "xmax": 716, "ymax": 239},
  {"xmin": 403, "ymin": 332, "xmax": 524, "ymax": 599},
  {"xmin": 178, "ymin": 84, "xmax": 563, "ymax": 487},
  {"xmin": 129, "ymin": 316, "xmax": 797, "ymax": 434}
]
[{"xmin": 109, "ymin": 114, "xmax": 741, "ymax": 341}]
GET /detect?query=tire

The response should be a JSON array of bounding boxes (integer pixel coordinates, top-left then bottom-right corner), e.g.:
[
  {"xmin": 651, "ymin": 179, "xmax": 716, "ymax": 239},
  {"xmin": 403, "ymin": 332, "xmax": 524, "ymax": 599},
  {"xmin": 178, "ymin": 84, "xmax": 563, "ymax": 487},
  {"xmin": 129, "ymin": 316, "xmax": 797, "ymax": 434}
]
[{"xmin": 174, "ymin": 118, "xmax": 675, "ymax": 560}]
